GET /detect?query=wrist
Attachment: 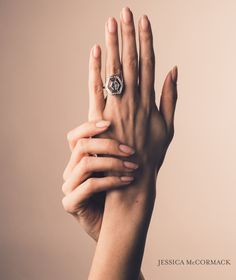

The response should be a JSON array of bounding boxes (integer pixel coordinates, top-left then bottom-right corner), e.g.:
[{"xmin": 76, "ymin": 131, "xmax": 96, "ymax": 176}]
[
  {"xmin": 103, "ymin": 168, "xmax": 157, "ymax": 238},
  {"xmin": 106, "ymin": 166, "xmax": 157, "ymax": 205}
]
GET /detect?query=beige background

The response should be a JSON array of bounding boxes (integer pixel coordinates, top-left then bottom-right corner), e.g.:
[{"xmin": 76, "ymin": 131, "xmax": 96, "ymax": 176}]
[{"xmin": 1, "ymin": 0, "xmax": 236, "ymax": 279}]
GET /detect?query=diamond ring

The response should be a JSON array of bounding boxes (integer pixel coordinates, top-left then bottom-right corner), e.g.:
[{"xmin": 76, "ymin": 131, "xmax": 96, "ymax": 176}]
[{"xmin": 105, "ymin": 73, "xmax": 124, "ymax": 95}]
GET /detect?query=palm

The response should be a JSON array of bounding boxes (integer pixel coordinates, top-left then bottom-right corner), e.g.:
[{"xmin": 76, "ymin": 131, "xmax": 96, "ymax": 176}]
[{"xmin": 74, "ymin": 186, "xmax": 106, "ymax": 241}]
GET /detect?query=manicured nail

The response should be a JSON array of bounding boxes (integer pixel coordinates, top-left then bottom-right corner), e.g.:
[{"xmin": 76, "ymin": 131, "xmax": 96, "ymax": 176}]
[
  {"xmin": 93, "ymin": 45, "xmax": 100, "ymax": 58},
  {"xmin": 171, "ymin": 66, "xmax": 178, "ymax": 84},
  {"xmin": 119, "ymin": 144, "xmax": 135, "ymax": 155},
  {"xmin": 95, "ymin": 120, "xmax": 111, "ymax": 128},
  {"xmin": 122, "ymin": 7, "xmax": 132, "ymax": 24},
  {"xmin": 123, "ymin": 161, "xmax": 139, "ymax": 169},
  {"xmin": 108, "ymin": 17, "xmax": 117, "ymax": 33},
  {"xmin": 120, "ymin": 176, "xmax": 134, "ymax": 182},
  {"xmin": 141, "ymin": 15, "xmax": 149, "ymax": 31}
]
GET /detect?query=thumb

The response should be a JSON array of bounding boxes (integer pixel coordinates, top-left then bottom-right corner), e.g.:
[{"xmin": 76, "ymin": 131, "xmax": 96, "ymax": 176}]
[{"xmin": 160, "ymin": 66, "xmax": 178, "ymax": 137}]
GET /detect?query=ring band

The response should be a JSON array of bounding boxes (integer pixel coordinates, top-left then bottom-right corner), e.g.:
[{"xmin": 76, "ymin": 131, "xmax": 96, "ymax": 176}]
[{"xmin": 105, "ymin": 73, "xmax": 124, "ymax": 95}]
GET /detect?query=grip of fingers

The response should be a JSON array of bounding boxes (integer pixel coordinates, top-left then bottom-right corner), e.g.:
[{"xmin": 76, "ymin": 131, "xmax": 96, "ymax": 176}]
[{"xmin": 62, "ymin": 176, "xmax": 134, "ymax": 214}]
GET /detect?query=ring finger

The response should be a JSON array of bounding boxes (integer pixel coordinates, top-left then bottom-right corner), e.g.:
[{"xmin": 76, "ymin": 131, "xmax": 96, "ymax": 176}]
[{"xmin": 105, "ymin": 17, "xmax": 122, "ymax": 102}]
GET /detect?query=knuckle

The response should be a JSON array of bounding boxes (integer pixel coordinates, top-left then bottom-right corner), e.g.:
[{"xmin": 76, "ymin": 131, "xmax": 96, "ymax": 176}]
[
  {"xmin": 61, "ymin": 182, "xmax": 68, "ymax": 195},
  {"xmin": 108, "ymin": 176, "xmax": 119, "ymax": 185},
  {"xmin": 80, "ymin": 156, "xmax": 90, "ymax": 171},
  {"xmin": 91, "ymin": 83, "xmax": 103, "ymax": 95},
  {"xmin": 76, "ymin": 138, "xmax": 86, "ymax": 155},
  {"xmin": 107, "ymin": 35, "xmax": 118, "ymax": 45},
  {"xmin": 86, "ymin": 178, "xmax": 96, "ymax": 193},
  {"xmin": 62, "ymin": 197, "xmax": 75, "ymax": 214},
  {"xmin": 90, "ymin": 60, "xmax": 100, "ymax": 71},
  {"xmin": 66, "ymin": 131, "xmax": 76, "ymax": 148},
  {"xmin": 104, "ymin": 139, "xmax": 117, "ymax": 152},
  {"xmin": 108, "ymin": 64, "xmax": 121, "ymax": 75},
  {"xmin": 110, "ymin": 158, "xmax": 121, "ymax": 170},
  {"xmin": 124, "ymin": 25, "xmax": 135, "ymax": 37},
  {"xmin": 141, "ymin": 30, "xmax": 153, "ymax": 42},
  {"xmin": 125, "ymin": 55, "xmax": 138, "ymax": 69},
  {"xmin": 142, "ymin": 54, "xmax": 155, "ymax": 67}
]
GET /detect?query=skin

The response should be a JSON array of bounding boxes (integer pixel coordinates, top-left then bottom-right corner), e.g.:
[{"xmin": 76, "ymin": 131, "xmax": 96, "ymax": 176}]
[
  {"xmin": 62, "ymin": 121, "xmax": 137, "ymax": 241},
  {"xmin": 62, "ymin": 121, "xmax": 145, "ymax": 279},
  {"xmin": 62, "ymin": 7, "xmax": 177, "ymax": 280}
]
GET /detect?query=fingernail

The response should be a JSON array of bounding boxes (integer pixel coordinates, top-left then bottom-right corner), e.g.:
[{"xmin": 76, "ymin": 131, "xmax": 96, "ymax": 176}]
[
  {"xmin": 120, "ymin": 176, "xmax": 134, "ymax": 182},
  {"xmin": 93, "ymin": 45, "xmax": 100, "ymax": 58},
  {"xmin": 171, "ymin": 66, "xmax": 178, "ymax": 83},
  {"xmin": 95, "ymin": 120, "xmax": 111, "ymax": 128},
  {"xmin": 141, "ymin": 15, "xmax": 149, "ymax": 31},
  {"xmin": 122, "ymin": 7, "xmax": 132, "ymax": 24},
  {"xmin": 108, "ymin": 17, "xmax": 117, "ymax": 33},
  {"xmin": 119, "ymin": 144, "xmax": 135, "ymax": 155},
  {"xmin": 123, "ymin": 161, "xmax": 139, "ymax": 169}
]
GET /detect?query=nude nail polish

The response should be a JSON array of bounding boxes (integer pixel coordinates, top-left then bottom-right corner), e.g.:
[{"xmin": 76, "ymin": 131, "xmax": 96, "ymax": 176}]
[
  {"xmin": 108, "ymin": 17, "xmax": 117, "ymax": 33},
  {"xmin": 123, "ymin": 161, "xmax": 139, "ymax": 169},
  {"xmin": 119, "ymin": 144, "xmax": 135, "ymax": 155},
  {"xmin": 122, "ymin": 7, "xmax": 132, "ymax": 24},
  {"xmin": 93, "ymin": 45, "xmax": 100, "ymax": 58},
  {"xmin": 141, "ymin": 15, "xmax": 149, "ymax": 31},
  {"xmin": 120, "ymin": 176, "xmax": 134, "ymax": 182},
  {"xmin": 95, "ymin": 120, "xmax": 111, "ymax": 128}
]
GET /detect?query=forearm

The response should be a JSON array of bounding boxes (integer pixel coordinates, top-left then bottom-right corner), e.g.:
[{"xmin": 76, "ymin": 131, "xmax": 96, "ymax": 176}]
[
  {"xmin": 91, "ymin": 223, "xmax": 146, "ymax": 280},
  {"xmin": 92, "ymin": 231, "xmax": 145, "ymax": 280},
  {"xmin": 89, "ymin": 170, "xmax": 156, "ymax": 280}
]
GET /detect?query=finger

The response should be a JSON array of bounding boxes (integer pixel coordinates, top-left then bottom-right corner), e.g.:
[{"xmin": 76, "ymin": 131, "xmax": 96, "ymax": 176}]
[
  {"xmin": 88, "ymin": 44, "xmax": 105, "ymax": 121},
  {"xmin": 138, "ymin": 15, "xmax": 155, "ymax": 105},
  {"xmin": 120, "ymin": 7, "xmax": 138, "ymax": 89},
  {"xmin": 62, "ymin": 176, "xmax": 134, "ymax": 214},
  {"xmin": 63, "ymin": 138, "xmax": 135, "ymax": 181},
  {"xmin": 62, "ymin": 156, "xmax": 138, "ymax": 195},
  {"xmin": 105, "ymin": 17, "xmax": 121, "ymax": 78},
  {"xmin": 105, "ymin": 17, "xmax": 123, "ymax": 104},
  {"xmin": 67, "ymin": 120, "xmax": 111, "ymax": 151},
  {"xmin": 160, "ymin": 66, "xmax": 178, "ymax": 137}
]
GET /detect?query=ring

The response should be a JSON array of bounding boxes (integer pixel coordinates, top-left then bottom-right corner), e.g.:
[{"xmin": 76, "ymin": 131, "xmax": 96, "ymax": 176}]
[{"xmin": 105, "ymin": 73, "xmax": 124, "ymax": 95}]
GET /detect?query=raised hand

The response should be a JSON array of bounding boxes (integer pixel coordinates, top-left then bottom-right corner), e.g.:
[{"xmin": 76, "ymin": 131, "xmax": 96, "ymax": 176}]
[
  {"xmin": 88, "ymin": 8, "xmax": 178, "ymax": 280},
  {"xmin": 88, "ymin": 9, "xmax": 177, "ymax": 192}
]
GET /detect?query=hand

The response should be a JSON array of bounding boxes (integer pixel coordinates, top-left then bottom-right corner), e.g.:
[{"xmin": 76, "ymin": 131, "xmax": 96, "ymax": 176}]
[
  {"xmin": 88, "ymin": 8, "xmax": 178, "ymax": 279},
  {"xmin": 61, "ymin": 120, "xmax": 137, "ymax": 241},
  {"xmin": 88, "ymin": 8, "xmax": 177, "ymax": 199}
]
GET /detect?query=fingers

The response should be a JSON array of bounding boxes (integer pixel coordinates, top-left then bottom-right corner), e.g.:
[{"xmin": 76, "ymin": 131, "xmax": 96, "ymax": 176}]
[
  {"xmin": 62, "ymin": 176, "xmax": 134, "ymax": 214},
  {"xmin": 62, "ymin": 156, "xmax": 138, "ymax": 195},
  {"xmin": 67, "ymin": 120, "xmax": 111, "ymax": 151},
  {"xmin": 160, "ymin": 66, "xmax": 178, "ymax": 137},
  {"xmin": 88, "ymin": 44, "xmax": 105, "ymax": 121},
  {"xmin": 120, "ymin": 7, "xmax": 138, "ymax": 89},
  {"xmin": 63, "ymin": 138, "xmax": 135, "ymax": 181},
  {"xmin": 138, "ymin": 15, "xmax": 155, "ymax": 105}
]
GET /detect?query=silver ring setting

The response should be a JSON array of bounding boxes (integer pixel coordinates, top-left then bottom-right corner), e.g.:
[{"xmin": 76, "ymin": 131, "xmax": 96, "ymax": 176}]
[{"xmin": 105, "ymin": 73, "xmax": 124, "ymax": 95}]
